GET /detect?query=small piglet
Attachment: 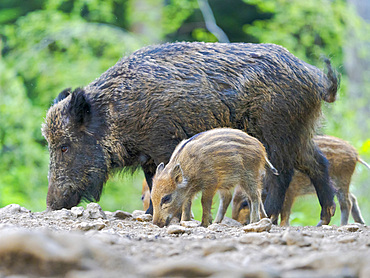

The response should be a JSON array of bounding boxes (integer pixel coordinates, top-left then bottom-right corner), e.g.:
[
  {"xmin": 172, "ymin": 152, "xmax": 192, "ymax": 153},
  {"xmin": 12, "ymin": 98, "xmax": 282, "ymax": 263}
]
[
  {"xmin": 232, "ymin": 135, "xmax": 369, "ymax": 226},
  {"xmin": 151, "ymin": 128, "xmax": 278, "ymax": 227}
]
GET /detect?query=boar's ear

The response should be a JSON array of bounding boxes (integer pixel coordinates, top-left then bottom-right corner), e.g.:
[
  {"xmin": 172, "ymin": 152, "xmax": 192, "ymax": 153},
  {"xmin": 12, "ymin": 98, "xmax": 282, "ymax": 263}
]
[
  {"xmin": 156, "ymin": 162, "xmax": 165, "ymax": 175},
  {"xmin": 53, "ymin": 88, "xmax": 71, "ymax": 105},
  {"xmin": 68, "ymin": 88, "xmax": 91, "ymax": 127},
  {"xmin": 171, "ymin": 163, "xmax": 184, "ymax": 185}
]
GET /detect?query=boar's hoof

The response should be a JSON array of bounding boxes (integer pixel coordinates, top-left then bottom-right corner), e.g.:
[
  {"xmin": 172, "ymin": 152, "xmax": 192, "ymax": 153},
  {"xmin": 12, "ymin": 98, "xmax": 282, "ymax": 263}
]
[{"xmin": 317, "ymin": 203, "xmax": 336, "ymax": 226}]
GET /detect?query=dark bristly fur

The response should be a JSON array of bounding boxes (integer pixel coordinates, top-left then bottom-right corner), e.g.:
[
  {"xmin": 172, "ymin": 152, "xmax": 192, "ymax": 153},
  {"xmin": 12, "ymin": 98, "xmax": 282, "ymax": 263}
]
[{"xmin": 42, "ymin": 42, "xmax": 338, "ymax": 224}]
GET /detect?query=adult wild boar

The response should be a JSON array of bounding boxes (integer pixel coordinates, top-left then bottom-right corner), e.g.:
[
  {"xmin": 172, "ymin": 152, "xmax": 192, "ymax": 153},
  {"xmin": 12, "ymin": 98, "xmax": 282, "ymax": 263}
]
[{"xmin": 42, "ymin": 42, "xmax": 338, "ymax": 224}]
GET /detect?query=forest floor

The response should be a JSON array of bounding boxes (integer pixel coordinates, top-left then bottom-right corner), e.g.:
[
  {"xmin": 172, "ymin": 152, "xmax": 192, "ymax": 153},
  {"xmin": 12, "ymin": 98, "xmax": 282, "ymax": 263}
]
[{"xmin": 0, "ymin": 203, "xmax": 369, "ymax": 278}]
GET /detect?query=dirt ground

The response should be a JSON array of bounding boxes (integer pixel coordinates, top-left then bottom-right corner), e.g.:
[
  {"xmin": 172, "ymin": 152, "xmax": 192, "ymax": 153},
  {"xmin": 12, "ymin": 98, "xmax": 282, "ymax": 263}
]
[{"xmin": 0, "ymin": 203, "xmax": 369, "ymax": 278}]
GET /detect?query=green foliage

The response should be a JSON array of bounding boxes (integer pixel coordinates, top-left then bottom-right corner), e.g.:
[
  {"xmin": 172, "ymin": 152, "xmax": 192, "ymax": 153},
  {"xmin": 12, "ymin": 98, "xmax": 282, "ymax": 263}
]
[
  {"xmin": 243, "ymin": 0, "xmax": 353, "ymax": 67},
  {"xmin": 0, "ymin": 60, "xmax": 48, "ymax": 210},
  {"xmin": 0, "ymin": 1, "xmax": 144, "ymax": 211},
  {"xmin": 192, "ymin": 28, "xmax": 218, "ymax": 42},
  {"xmin": 2, "ymin": 9, "xmax": 142, "ymax": 108},
  {"xmin": 162, "ymin": 0, "xmax": 198, "ymax": 35},
  {"xmin": 98, "ymin": 172, "xmax": 145, "ymax": 212}
]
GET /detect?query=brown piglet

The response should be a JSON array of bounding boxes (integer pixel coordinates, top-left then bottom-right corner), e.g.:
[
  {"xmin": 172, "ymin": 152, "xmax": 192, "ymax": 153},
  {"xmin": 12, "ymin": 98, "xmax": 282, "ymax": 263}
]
[
  {"xmin": 232, "ymin": 135, "xmax": 368, "ymax": 226},
  {"xmin": 141, "ymin": 180, "xmax": 151, "ymax": 212},
  {"xmin": 151, "ymin": 128, "xmax": 278, "ymax": 227}
]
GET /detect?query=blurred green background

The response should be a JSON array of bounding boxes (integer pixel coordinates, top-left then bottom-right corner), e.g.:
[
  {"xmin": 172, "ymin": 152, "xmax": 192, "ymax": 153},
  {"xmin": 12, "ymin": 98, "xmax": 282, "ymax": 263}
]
[{"xmin": 1, "ymin": 0, "xmax": 369, "ymax": 226}]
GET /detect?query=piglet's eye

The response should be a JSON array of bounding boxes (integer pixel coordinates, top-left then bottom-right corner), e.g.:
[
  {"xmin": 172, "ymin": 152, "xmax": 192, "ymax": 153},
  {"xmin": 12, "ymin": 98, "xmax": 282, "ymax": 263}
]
[
  {"xmin": 160, "ymin": 194, "xmax": 172, "ymax": 206},
  {"xmin": 61, "ymin": 146, "xmax": 69, "ymax": 153}
]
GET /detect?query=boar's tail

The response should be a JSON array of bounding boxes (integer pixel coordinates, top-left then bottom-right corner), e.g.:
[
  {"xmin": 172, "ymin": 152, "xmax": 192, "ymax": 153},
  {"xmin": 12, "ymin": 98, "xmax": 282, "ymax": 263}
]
[
  {"xmin": 358, "ymin": 158, "xmax": 370, "ymax": 171},
  {"xmin": 322, "ymin": 57, "xmax": 339, "ymax": 103},
  {"xmin": 265, "ymin": 156, "xmax": 279, "ymax": 176}
]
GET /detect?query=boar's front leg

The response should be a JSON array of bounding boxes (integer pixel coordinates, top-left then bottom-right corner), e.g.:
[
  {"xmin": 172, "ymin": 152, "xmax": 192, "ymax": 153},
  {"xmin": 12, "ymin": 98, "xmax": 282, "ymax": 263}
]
[{"xmin": 298, "ymin": 147, "xmax": 336, "ymax": 226}]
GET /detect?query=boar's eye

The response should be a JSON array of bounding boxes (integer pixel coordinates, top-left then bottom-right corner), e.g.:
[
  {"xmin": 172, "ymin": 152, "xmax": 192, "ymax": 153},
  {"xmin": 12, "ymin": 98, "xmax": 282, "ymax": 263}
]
[
  {"xmin": 61, "ymin": 145, "xmax": 69, "ymax": 153},
  {"xmin": 160, "ymin": 194, "xmax": 172, "ymax": 206}
]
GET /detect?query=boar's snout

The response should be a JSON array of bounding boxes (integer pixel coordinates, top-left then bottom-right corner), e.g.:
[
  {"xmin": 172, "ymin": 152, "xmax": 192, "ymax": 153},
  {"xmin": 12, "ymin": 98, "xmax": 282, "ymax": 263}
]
[
  {"xmin": 46, "ymin": 184, "xmax": 81, "ymax": 210},
  {"xmin": 153, "ymin": 215, "xmax": 171, "ymax": 228}
]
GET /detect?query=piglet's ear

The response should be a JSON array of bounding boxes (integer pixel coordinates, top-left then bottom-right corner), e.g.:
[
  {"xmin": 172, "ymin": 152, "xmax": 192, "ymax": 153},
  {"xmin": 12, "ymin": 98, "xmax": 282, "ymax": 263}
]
[
  {"xmin": 68, "ymin": 88, "xmax": 91, "ymax": 127},
  {"xmin": 171, "ymin": 163, "xmax": 184, "ymax": 185},
  {"xmin": 156, "ymin": 162, "xmax": 165, "ymax": 175},
  {"xmin": 53, "ymin": 88, "xmax": 71, "ymax": 105}
]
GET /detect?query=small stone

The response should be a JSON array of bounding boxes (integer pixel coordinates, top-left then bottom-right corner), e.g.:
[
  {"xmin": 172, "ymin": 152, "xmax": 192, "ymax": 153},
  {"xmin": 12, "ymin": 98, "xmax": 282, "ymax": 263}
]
[
  {"xmin": 221, "ymin": 217, "xmax": 243, "ymax": 227},
  {"xmin": 112, "ymin": 210, "xmax": 132, "ymax": 220},
  {"xmin": 203, "ymin": 243, "xmax": 237, "ymax": 256},
  {"xmin": 262, "ymin": 245, "xmax": 283, "ymax": 257},
  {"xmin": 266, "ymin": 233, "xmax": 286, "ymax": 245},
  {"xmin": 207, "ymin": 223, "xmax": 227, "ymax": 232},
  {"xmin": 46, "ymin": 209, "xmax": 73, "ymax": 220},
  {"xmin": 282, "ymin": 230, "xmax": 311, "ymax": 247},
  {"xmin": 131, "ymin": 210, "xmax": 153, "ymax": 222},
  {"xmin": 83, "ymin": 203, "xmax": 107, "ymax": 220},
  {"xmin": 60, "ymin": 209, "xmax": 74, "ymax": 219},
  {"xmin": 76, "ymin": 222, "xmax": 93, "ymax": 231},
  {"xmin": 144, "ymin": 260, "xmax": 217, "ymax": 277},
  {"xmin": 132, "ymin": 210, "xmax": 146, "ymax": 218},
  {"xmin": 243, "ymin": 218, "xmax": 272, "ymax": 233},
  {"xmin": 338, "ymin": 224, "xmax": 360, "ymax": 232},
  {"xmin": 135, "ymin": 214, "xmax": 153, "ymax": 222},
  {"xmin": 93, "ymin": 221, "xmax": 106, "ymax": 231},
  {"xmin": 167, "ymin": 225, "xmax": 186, "ymax": 235},
  {"xmin": 239, "ymin": 233, "xmax": 268, "ymax": 245},
  {"xmin": 309, "ymin": 232, "xmax": 325, "ymax": 239},
  {"xmin": 338, "ymin": 235, "xmax": 357, "ymax": 243},
  {"xmin": 321, "ymin": 225, "xmax": 333, "ymax": 230},
  {"xmin": 71, "ymin": 207, "xmax": 84, "ymax": 217},
  {"xmin": 76, "ymin": 221, "xmax": 106, "ymax": 231},
  {"xmin": 0, "ymin": 204, "xmax": 30, "ymax": 214},
  {"xmin": 180, "ymin": 220, "xmax": 201, "ymax": 228}
]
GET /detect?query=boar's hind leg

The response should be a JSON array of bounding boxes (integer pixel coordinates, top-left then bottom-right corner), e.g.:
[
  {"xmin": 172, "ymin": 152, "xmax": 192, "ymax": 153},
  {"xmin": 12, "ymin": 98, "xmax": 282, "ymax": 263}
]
[
  {"xmin": 296, "ymin": 146, "xmax": 336, "ymax": 226},
  {"xmin": 350, "ymin": 193, "xmax": 365, "ymax": 224},
  {"xmin": 280, "ymin": 187, "xmax": 297, "ymax": 226},
  {"xmin": 214, "ymin": 189, "xmax": 232, "ymax": 223}
]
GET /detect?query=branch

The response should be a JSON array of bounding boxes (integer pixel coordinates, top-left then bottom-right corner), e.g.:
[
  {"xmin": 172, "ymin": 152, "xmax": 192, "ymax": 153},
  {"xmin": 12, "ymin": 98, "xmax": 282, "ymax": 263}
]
[{"xmin": 197, "ymin": 0, "xmax": 230, "ymax": 43}]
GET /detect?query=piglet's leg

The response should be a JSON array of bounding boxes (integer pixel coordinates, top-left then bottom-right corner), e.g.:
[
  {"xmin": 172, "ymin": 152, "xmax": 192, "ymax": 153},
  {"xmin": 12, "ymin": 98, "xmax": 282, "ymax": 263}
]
[
  {"xmin": 214, "ymin": 189, "xmax": 232, "ymax": 223},
  {"xmin": 241, "ymin": 179, "xmax": 262, "ymax": 224},
  {"xmin": 350, "ymin": 193, "xmax": 365, "ymax": 224},
  {"xmin": 201, "ymin": 187, "xmax": 217, "ymax": 227},
  {"xmin": 181, "ymin": 199, "xmax": 192, "ymax": 221}
]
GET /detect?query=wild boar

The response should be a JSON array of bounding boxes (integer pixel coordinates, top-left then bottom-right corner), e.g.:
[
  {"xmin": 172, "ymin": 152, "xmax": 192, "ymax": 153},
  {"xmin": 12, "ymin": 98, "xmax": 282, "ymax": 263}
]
[
  {"xmin": 151, "ymin": 128, "xmax": 278, "ymax": 227},
  {"xmin": 42, "ymin": 42, "xmax": 338, "ymax": 224},
  {"xmin": 232, "ymin": 135, "xmax": 368, "ymax": 226}
]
